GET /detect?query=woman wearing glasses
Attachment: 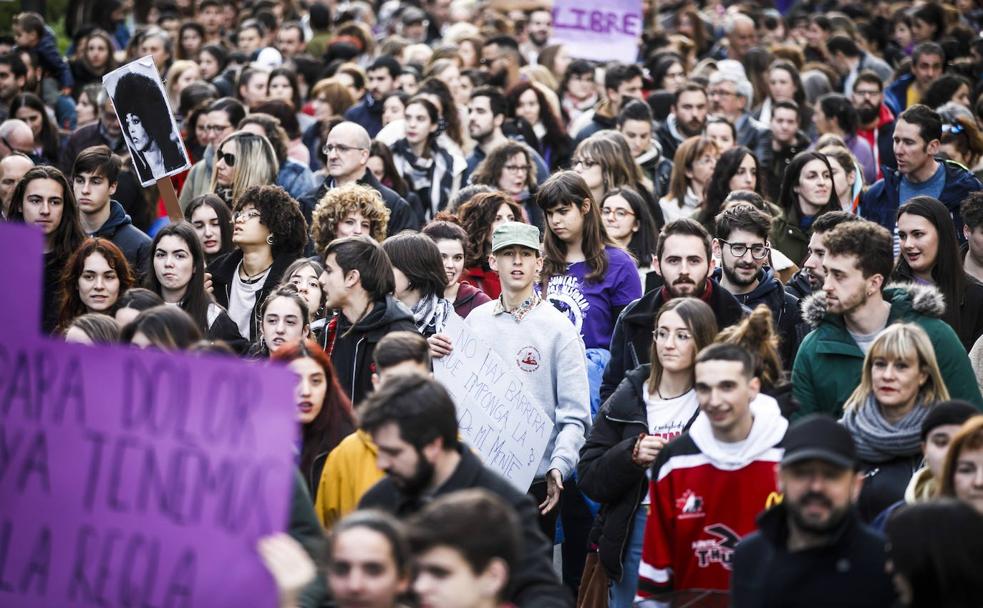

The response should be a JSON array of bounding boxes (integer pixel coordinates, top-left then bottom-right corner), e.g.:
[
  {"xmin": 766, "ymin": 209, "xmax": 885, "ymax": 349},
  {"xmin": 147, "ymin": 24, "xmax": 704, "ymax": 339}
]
[
  {"xmin": 469, "ymin": 140, "xmax": 543, "ymax": 230},
  {"xmin": 572, "ymin": 132, "xmax": 664, "ymax": 228},
  {"xmin": 209, "ymin": 185, "xmax": 309, "ymax": 343},
  {"xmin": 600, "ymin": 187, "xmax": 660, "ymax": 281},
  {"xmin": 770, "ymin": 151, "xmax": 840, "ymax": 264},
  {"xmin": 209, "ymin": 131, "xmax": 279, "ymax": 207}
]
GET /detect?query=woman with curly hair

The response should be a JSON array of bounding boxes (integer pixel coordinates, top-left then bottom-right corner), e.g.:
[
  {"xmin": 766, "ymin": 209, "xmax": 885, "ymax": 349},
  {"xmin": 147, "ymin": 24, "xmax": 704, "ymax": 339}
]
[
  {"xmin": 8, "ymin": 166, "xmax": 86, "ymax": 333},
  {"xmin": 506, "ymin": 81, "xmax": 573, "ymax": 170},
  {"xmin": 209, "ymin": 131, "xmax": 279, "ymax": 207},
  {"xmin": 209, "ymin": 185, "xmax": 309, "ymax": 342},
  {"xmin": 469, "ymin": 140, "xmax": 543, "ymax": 229},
  {"xmin": 311, "ymin": 184, "xmax": 391, "ymax": 256},
  {"xmin": 111, "ymin": 72, "xmax": 187, "ymax": 183},
  {"xmin": 456, "ymin": 191, "xmax": 524, "ymax": 299},
  {"xmin": 57, "ymin": 238, "xmax": 134, "ymax": 332}
]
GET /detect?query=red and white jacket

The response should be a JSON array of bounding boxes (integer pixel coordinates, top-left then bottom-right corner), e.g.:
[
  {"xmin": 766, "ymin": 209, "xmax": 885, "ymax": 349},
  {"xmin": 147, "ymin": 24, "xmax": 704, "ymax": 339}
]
[{"xmin": 635, "ymin": 402, "xmax": 787, "ymax": 601}]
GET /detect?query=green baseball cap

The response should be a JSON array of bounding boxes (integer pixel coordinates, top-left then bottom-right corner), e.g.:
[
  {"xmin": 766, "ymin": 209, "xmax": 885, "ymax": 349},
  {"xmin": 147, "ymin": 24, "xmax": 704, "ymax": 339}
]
[{"xmin": 491, "ymin": 222, "xmax": 541, "ymax": 253}]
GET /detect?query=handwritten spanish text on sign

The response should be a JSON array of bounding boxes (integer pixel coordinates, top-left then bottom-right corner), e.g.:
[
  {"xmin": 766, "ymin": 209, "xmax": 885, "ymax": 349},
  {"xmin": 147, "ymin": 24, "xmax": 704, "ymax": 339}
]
[
  {"xmin": 551, "ymin": 0, "xmax": 643, "ymax": 63},
  {"xmin": 434, "ymin": 314, "xmax": 553, "ymax": 493},
  {"xmin": 0, "ymin": 224, "xmax": 298, "ymax": 608}
]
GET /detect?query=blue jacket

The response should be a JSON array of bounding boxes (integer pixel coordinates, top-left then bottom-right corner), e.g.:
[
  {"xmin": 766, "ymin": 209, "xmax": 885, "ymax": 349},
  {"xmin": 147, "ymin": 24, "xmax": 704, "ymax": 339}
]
[
  {"xmin": 883, "ymin": 73, "xmax": 914, "ymax": 116},
  {"xmin": 277, "ymin": 159, "xmax": 317, "ymax": 201},
  {"xmin": 92, "ymin": 201, "xmax": 152, "ymax": 277},
  {"xmin": 31, "ymin": 29, "xmax": 74, "ymax": 89},
  {"xmin": 343, "ymin": 95, "xmax": 383, "ymax": 138},
  {"xmin": 860, "ymin": 159, "xmax": 983, "ymax": 243}
]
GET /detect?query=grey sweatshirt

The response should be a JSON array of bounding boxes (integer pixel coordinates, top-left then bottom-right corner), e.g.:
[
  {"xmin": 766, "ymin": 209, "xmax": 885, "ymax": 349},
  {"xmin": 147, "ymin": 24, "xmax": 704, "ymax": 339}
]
[{"xmin": 466, "ymin": 300, "xmax": 592, "ymax": 480}]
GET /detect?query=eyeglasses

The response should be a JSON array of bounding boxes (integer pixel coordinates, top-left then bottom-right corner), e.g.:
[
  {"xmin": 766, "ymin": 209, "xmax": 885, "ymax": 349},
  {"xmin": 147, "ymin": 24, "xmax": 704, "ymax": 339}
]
[
  {"xmin": 708, "ymin": 89, "xmax": 737, "ymax": 98},
  {"xmin": 503, "ymin": 164, "xmax": 529, "ymax": 174},
  {"xmin": 718, "ymin": 239, "xmax": 770, "ymax": 259},
  {"xmin": 322, "ymin": 143, "xmax": 367, "ymax": 155},
  {"xmin": 217, "ymin": 150, "xmax": 236, "ymax": 167},
  {"xmin": 853, "ymin": 89, "xmax": 881, "ymax": 99},
  {"xmin": 573, "ymin": 158, "xmax": 599, "ymax": 170},
  {"xmin": 204, "ymin": 124, "xmax": 232, "ymax": 133},
  {"xmin": 601, "ymin": 207, "xmax": 635, "ymax": 219},
  {"xmin": 694, "ymin": 155, "xmax": 717, "ymax": 166},
  {"xmin": 233, "ymin": 209, "xmax": 262, "ymax": 222}
]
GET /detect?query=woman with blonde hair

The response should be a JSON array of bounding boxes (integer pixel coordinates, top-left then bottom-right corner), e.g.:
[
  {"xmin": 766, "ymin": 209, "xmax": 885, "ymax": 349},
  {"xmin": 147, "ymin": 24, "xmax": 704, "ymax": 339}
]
[
  {"xmin": 165, "ymin": 60, "xmax": 202, "ymax": 115},
  {"xmin": 209, "ymin": 131, "xmax": 279, "ymax": 206},
  {"xmin": 311, "ymin": 184, "xmax": 391, "ymax": 255},
  {"xmin": 840, "ymin": 323, "xmax": 951, "ymax": 521},
  {"xmin": 659, "ymin": 136, "xmax": 719, "ymax": 223}
]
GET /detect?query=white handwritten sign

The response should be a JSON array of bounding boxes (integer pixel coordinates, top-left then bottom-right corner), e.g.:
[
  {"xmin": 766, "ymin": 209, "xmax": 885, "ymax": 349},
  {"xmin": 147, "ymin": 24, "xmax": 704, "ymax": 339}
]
[{"xmin": 434, "ymin": 315, "xmax": 554, "ymax": 493}]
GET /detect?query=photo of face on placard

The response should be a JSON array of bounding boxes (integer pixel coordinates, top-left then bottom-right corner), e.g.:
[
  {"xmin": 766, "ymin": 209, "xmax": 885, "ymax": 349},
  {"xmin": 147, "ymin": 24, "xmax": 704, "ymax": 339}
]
[{"xmin": 103, "ymin": 56, "xmax": 191, "ymax": 186}]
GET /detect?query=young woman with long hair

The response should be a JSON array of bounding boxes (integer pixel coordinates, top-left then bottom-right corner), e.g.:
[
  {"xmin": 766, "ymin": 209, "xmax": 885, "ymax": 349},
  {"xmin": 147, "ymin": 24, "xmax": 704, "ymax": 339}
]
[
  {"xmin": 122, "ymin": 305, "xmax": 203, "ymax": 350},
  {"xmin": 892, "ymin": 196, "xmax": 983, "ymax": 351},
  {"xmin": 114, "ymin": 287, "xmax": 164, "ymax": 328},
  {"xmin": 698, "ymin": 146, "xmax": 765, "ymax": 236},
  {"xmin": 840, "ymin": 323, "xmax": 951, "ymax": 521},
  {"xmin": 818, "ymin": 145, "xmax": 863, "ymax": 213},
  {"xmin": 389, "ymin": 97, "xmax": 465, "ymax": 221},
  {"xmin": 184, "ymin": 193, "xmax": 234, "ymax": 265},
  {"xmin": 8, "ymin": 166, "xmax": 86, "ymax": 333},
  {"xmin": 10, "ymin": 93, "xmax": 60, "ymax": 165},
  {"xmin": 468, "ymin": 140, "xmax": 542, "ymax": 228},
  {"xmin": 506, "ymin": 81, "xmax": 573, "ymax": 170},
  {"xmin": 382, "ymin": 232, "xmax": 454, "ymax": 337},
  {"xmin": 600, "ymin": 187, "xmax": 660, "ymax": 280},
  {"xmin": 660, "ymin": 136, "xmax": 719, "ymax": 223},
  {"xmin": 209, "ymin": 131, "xmax": 280, "ymax": 207},
  {"xmin": 770, "ymin": 151, "xmax": 840, "ymax": 264},
  {"xmin": 279, "ymin": 258, "xmax": 327, "ymax": 336},
  {"xmin": 145, "ymin": 221, "xmax": 246, "ymax": 352},
  {"xmin": 421, "ymin": 219, "xmax": 492, "ymax": 318},
  {"xmin": 537, "ymin": 171, "xmax": 642, "ymax": 414},
  {"xmin": 255, "ymin": 285, "xmax": 311, "ymax": 358},
  {"xmin": 456, "ymin": 190, "xmax": 524, "ymax": 299},
  {"xmin": 572, "ymin": 132, "xmax": 661, "ymax": 226},
  {"xmin": 64, "ymin": 313, "xmax": 121, "ymax": 345},
  {"xmin": 70, "ymin": 29, "xmax": 118, "ymax": 96},
  {"xmin": 57, "ymin": 238, "xmax": 134, "ymax": 332},
  {"xmin": 579, "ymin": 298, "xmax": 718, "ymax": 608}
]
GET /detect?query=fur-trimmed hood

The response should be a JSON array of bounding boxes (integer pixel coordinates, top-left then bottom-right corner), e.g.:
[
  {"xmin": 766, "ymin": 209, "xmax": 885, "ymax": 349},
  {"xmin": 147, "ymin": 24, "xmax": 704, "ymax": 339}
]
[{"xmin": 801, "ymin": 282, "xmax": 947, "ymax": 328}]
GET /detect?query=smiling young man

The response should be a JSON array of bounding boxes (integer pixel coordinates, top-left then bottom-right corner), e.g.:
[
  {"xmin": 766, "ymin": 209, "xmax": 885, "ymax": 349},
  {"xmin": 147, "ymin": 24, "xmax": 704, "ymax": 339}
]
[
  {"xmin": 72, "ymin": 145, "xmax": 151, "ymax": 275},
  {"xmin": 635, "ymin": 343, "xmax": 788, "ymax": 601},
  {"xmin": 731, "ymin": 416, "xmax": 896, "ymax": 607},
  {"xmin": 792, "ymin": 221, "xmax": 982, "ymax": 418},
  {"xmin": 861, "ymin": 104, "xmax": 983, "ymax": 247}
]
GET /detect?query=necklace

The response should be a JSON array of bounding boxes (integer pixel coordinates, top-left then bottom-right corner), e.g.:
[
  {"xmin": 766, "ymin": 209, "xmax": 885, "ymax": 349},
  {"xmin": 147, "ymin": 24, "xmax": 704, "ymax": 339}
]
[
  {"xmin": 656, "ymin": 385, "xmax": 692, "ymax": 401},
  {"xmin": 239, "ymin": 262, "xmax": 273, "ymax": 284}
]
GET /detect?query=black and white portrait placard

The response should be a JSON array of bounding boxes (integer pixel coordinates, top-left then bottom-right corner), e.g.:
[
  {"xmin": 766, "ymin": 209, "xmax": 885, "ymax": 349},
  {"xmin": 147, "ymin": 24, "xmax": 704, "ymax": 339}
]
[{"xmin": 103, "ymin": 56, "xmax": 191, "ymax": 187}]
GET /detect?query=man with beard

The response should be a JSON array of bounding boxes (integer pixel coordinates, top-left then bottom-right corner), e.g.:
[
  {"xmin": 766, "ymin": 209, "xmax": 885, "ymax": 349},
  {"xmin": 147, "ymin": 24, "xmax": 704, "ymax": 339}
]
[
  {"xmin": 357, "ymin": 374, "xmax": 573, "ymax": 608},
  {"xmin": 655, "ymin": 82, "xmax": 709, "ymax": 161},
  {"xmin": 522, "ymin": 9, "xmax": 553, "ymax": 64},
  {"xmin": 792, "ymin": 221, "xmax": 982, "ymax": 418},
  {"xmin": 465, "ymin": 87, "xmax": 549, "ymax": 183},
  {"xmin": 344, "ymin": 56, "xmax": 400, "ymax": 137},
  {"xmin": 600, "ymin": 218, "xmax": 747, "ymax": 401},
  {"xmin": 481, "ymin": 36, "xmax": 523, "ymax": 92},
  {"xmin": 0, "ymin": 52, "xmax": 26, "ymax": 122},
  {"xmin": 853, "ymin": 71, "xmax": 897, "ymax": 179},
  {"xmin": 712, "ymin": 204, "xmax": 801, "ymax": 368},
  {"xmin": 785, "ymin": 211, "xmax": 860, "ymax": 301},
  {"xmin": 731, "ymin": 415, "xmax": 897, "ymax": 607},
  {"xmin": 572, "ymin": 62, "xmax": 644, "ymax": 143}
]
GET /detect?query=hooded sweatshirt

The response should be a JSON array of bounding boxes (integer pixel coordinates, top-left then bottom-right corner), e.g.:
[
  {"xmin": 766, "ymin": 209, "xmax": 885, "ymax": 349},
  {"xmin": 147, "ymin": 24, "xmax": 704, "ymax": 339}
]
[
  {"xmin": 636, "ymin": 401, "xmax": 787, "ymax": 600},
  {"xmin": 324, "ymin": 295, "xmax": 417, "ymax": 404},
  {"xmin": 90, "ymin": 200, "xmax": 152, "ymax": 276}
]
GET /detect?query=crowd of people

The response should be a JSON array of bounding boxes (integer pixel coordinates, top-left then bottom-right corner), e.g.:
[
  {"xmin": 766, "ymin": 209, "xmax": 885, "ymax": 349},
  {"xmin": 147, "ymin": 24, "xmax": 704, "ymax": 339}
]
[{"xmin": 4, "ymin": 0, "xmax": 983, "ymax": 606}]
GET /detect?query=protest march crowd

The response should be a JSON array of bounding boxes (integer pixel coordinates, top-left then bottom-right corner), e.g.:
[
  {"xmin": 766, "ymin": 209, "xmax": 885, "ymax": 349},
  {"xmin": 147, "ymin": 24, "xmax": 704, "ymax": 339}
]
[{"xmin": 5, "ymin": 0, "xmax": 983, "ymax": 606}]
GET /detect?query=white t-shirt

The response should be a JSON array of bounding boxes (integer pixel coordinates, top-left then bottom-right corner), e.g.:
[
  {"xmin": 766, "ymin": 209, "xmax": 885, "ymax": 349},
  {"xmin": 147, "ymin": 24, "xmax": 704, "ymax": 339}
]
[
  {"xmin": 641, "ymin": 383, "xmax": 700, "ymax": 504},
  {"xmin": 228, "ymin": 263, "xmax": 270, "ymax": 341}
]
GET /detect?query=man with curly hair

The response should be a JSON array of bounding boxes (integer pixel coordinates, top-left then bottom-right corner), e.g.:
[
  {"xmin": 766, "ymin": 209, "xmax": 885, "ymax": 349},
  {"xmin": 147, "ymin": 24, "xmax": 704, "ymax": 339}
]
[
  {"xmin": 111, "ymin": 71, "xmax": 187, "ymax": 183},
  {"xmin": 298, "ymin": 121, "xmax": 419, "ymax": 253}
]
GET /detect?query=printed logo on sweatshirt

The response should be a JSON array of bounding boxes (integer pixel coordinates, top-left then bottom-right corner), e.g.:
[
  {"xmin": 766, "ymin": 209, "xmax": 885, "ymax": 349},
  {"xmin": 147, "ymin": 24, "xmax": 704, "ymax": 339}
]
[
  {"xmin": 516, "ymin": 346, "xmax": 542, "ymax": 372},
  {"xmin": 675, "ymin": 489, "xmax": 705, "ymax": 519},
  {"xmin": 545, "ymin": 275, "xmax": 589, "ymax": 333},
  {"xmin": 692, "ymin": 524, "xmax": 740, "ymax": 570}
]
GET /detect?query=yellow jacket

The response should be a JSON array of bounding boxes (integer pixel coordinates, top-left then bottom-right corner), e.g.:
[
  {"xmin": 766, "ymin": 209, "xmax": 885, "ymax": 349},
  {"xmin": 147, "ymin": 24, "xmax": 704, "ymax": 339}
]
[{"xmin": 314, "ymin": 429, "xmax": 384, "ymax": 528}]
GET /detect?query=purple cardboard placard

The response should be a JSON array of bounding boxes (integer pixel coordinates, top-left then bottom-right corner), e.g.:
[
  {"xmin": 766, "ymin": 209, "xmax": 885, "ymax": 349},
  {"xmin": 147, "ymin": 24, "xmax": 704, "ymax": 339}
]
[
  {"xmin": 0, "ymin": 223, "xmax": 299, "ymax": 607},
  {"xmin": 551, "ymin": 0, "xmax": 644, "ymax": 63},
  {"xmin": 0, "ymin": 223, "xmax": 43, "ymax": 340}
]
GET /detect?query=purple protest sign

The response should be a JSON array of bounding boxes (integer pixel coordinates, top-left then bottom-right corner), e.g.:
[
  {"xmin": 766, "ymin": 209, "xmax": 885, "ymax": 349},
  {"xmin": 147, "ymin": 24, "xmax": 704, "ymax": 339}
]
[
  {"xmin": 551, "ymin": 0, "xmax": 643, "ymax": 63},
  {"xmin": 0, "ymin": 223, "xmax": 299, "ymax": 607},
  {"xmin": 0, "ymin": 224, "xmax": 42, "ymax": 342}
]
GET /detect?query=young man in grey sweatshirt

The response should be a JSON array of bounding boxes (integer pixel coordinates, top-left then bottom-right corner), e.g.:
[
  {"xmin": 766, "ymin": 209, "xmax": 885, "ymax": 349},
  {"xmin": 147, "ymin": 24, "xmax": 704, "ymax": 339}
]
[{"xmin": 430, "ymin": 222, "xmax": 592, "ymax": 538}]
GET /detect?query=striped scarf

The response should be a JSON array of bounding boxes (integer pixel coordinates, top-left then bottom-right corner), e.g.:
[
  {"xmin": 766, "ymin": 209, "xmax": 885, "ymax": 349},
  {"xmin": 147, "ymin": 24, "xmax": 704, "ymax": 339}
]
[
  {"xmin": 840, "ymin": 395, "xmax": 930, "ymax": 463},
  {"xmin": 390, "ymin": 138, "xmax": 455, "ymax": 221}
]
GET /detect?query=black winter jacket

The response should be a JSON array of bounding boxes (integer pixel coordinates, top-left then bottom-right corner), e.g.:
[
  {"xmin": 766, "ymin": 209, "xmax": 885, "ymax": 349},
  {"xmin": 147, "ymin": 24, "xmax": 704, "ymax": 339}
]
[
  {"xmin": 600, "ymin": 280, "xmax": 747, "ymax": 401},
  {"xmin": 856, "ymin": 453, "xmax": 923, "ymax": 523},
  {"xmin": 360, "ymin": 448, "xmax": 573, "ymax": 608},
  {"xmin": 92, "ymin": 201, "xmax": 152, "ymax": 277},
  {"xmin": 892, "ymin": 264, "xmax": 983, "ymax": 352},
  {"xmin": 732, "ymin": 503, "xmax": 896, "ymax": 608},
  {"xmin": 209, "ymin": 251, "xmax": 294, "ymax": 343},
  {"xmin": 578, "ymin": 365, "xmax": 698, "ymax": 581},
  {"xmin": 324, "ymin": 295, "xmax": 416, "ymax": 405}
]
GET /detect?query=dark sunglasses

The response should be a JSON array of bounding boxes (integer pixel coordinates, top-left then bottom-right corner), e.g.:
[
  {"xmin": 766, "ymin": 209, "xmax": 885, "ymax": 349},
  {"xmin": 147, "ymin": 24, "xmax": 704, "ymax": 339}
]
[{"xmin": 217, "ymin": 133, "xmax": 262, "ymax": 167}]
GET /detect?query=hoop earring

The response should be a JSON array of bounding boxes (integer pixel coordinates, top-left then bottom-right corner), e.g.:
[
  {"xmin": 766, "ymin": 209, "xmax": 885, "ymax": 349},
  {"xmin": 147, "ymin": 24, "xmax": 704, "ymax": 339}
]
[{"xmin": 267, "ymin": 234, "xmax": 275, "ymax": 245}]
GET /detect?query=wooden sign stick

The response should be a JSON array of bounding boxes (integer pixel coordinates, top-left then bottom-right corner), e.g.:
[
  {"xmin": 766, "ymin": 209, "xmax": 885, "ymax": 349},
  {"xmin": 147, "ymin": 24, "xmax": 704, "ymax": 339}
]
[{"xmin": 157, "ymin": 176, "xmax": 183, "ymax": 223}]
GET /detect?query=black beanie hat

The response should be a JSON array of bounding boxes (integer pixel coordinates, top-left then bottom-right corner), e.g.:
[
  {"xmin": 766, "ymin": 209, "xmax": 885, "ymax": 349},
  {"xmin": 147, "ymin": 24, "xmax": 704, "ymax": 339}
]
[{"xmin": 920, "ymin": 400, "xmax": 979, "ymax": 441}]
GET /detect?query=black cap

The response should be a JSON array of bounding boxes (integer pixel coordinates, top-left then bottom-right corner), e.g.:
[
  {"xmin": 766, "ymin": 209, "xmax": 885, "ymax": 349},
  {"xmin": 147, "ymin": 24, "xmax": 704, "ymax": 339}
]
[
  {"xmin": 781, "ymin": 415, "xmax": 856, "ymax": 470},
  {"xmin": 920, "ymin": 400, "xmax": 979, "ymax": 442}
]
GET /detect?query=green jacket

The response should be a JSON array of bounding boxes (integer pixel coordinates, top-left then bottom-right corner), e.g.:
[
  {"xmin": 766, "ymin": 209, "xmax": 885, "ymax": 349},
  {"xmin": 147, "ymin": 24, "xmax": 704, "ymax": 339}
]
[
  {"xmin": 792, "ymin": 283, "xmax": 983, "ymax": 418},
  {"xmin": 769, "ymin": 204, "xmax": 828, "ymax": 266}
]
